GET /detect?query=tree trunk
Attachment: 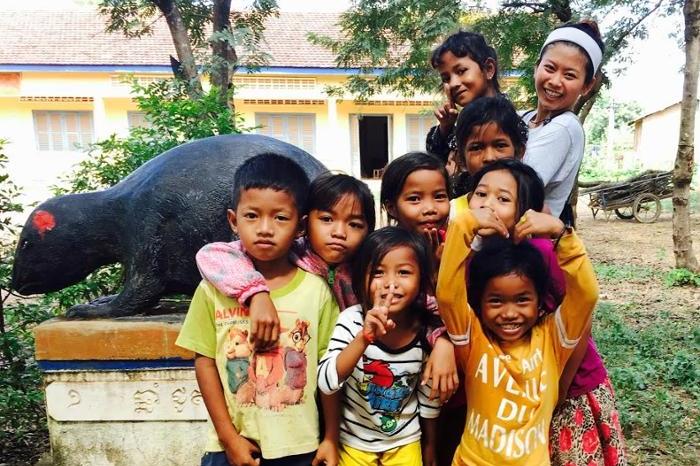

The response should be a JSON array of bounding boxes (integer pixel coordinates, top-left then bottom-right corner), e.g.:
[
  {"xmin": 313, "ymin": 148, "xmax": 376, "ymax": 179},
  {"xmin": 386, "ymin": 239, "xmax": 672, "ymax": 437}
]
[
  {"xmin": 153, "ymin": 0, "xmax": 203, "ymax": 99},
  {"xmin": 567, "ymin": 73, "xmax": 603, "ymax": 225},
  {"xmin": 211, "ymin": 0, "xmax": 237, "ymax": 110},
  {"xmin": 672, "ymin": 0, "xmax": 700, "ymax": 272}
]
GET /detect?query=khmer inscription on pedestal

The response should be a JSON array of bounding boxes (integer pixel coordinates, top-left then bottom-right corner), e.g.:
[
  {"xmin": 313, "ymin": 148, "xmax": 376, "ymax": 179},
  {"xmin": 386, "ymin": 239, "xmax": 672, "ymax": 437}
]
[{"xmin": 34, "ymin": 314, "xmax": 209, "ymax": 466}]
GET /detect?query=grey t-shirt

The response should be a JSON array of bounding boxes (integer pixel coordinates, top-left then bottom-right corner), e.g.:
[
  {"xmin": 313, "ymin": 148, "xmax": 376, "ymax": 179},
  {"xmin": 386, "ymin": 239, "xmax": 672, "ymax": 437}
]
[{"xmin": 522, "ymin": 111, "xmax": 585, "ymax": 217}]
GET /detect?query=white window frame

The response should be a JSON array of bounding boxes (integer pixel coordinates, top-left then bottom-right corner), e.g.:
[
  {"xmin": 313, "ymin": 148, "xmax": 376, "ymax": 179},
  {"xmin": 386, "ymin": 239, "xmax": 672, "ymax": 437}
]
[{"xmin": 32, "ymin": 110, "xmax": 95, "ymax": 152}]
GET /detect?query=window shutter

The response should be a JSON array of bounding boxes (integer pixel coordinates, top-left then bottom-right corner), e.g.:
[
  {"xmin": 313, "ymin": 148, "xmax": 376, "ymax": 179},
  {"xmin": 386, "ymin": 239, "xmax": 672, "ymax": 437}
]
[
  {"xmin": 405, "ymin": 115, "xmax": 436, "ymax": 152},
  {"xmin": 255, "ymin": 113, "xmax": 316, "ymax": 155},
  {"xmin": 32, "ymin": 111, "xmax": 95, "ymax": 151}
]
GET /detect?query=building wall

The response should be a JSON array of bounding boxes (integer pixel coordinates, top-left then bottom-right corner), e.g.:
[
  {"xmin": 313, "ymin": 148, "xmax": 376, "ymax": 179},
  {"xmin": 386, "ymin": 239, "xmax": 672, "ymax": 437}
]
[
  {"xmin": 0, "ymin": 70, "xmax": 442, "ymax": 206},
  {"xmin": 633, "ymin": 104, "xmax": 700, "ymax": 171}
]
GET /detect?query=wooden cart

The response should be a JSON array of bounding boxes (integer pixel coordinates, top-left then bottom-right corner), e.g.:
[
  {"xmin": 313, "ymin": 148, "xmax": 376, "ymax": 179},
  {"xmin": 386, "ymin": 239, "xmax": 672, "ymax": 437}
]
[{"xmin": 579, "ymin": 170, "xmax": 673, "ymax": 223}]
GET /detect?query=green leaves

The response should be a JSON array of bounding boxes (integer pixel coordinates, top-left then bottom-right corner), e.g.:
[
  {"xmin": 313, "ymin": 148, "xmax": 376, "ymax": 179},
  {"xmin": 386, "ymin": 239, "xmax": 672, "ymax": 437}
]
[{"xmin": 308, "ymin": 0, "xmax": 462, "ymax": 100}]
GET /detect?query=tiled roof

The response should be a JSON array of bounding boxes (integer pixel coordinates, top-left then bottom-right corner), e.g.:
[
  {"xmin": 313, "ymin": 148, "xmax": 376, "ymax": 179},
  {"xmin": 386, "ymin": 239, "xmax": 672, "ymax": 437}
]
[{"xmin": 0, "ymin": 10, "xmax": 342, "ymax": 68}]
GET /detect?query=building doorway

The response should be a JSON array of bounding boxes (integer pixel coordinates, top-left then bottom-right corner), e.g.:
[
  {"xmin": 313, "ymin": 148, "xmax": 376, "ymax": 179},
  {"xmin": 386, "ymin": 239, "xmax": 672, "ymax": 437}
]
[{"xmin": 350, "ymin": 115, "xmax": 392, "ymax": 179}]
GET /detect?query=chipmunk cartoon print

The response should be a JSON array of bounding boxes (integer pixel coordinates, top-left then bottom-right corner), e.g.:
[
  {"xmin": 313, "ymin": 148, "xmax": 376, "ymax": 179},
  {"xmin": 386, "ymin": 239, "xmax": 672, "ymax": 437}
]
[{"xmin": 226, "ymin": 318, "xmax": 312, "ymax": 411}]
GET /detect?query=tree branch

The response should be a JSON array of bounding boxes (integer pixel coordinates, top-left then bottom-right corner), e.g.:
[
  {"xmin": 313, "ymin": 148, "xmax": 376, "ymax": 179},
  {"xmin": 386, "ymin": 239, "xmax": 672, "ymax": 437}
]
[
  {"xmin": 606, "ymin": 0, "xmax": 666, "ymax": 53},
  {"xmin": 501, "ymin": 1, "xmax": 548, "ymax": 13},
  {"xmin": 151, "ymin": 0, "xmax": 202, "ymax": 98},
  {"xmin": 211, "ymin": 0, "xmax": 236, "ymax": 110}
]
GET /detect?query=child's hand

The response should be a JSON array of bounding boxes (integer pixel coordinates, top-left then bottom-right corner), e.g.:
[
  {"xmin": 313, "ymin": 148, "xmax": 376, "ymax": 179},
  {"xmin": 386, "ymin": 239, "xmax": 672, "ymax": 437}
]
[
  {"xmin": 423, "ymin": 228, "xmax": 445, "ymax": 263},
  {"xmin": 422, "ymin": 336, "xmax": 459, "ymax": 403},
  {"xmin": 434, "ymin": 84, "xmax": 459, "ymax": 136},
  {"xmin": 363, "ymin": 284, "xmax": 397, "ymax": 342},
  {"xmin": 312, "ymin": 438, "xmax": 339, "ymax": 466},
  {"xmin": 223, "ymin": 435, "xmax": 261, "ymax": 466},
  {"xmin": 513, "ymin": 209, "xmax": 565, "ymax": 244},
  {"xmin": 249, "ymin": 292, "xmax": 280, "ymax": 350},
  {"xmin": 471, "ymin": 206, "xmax": 509, "ymax": 238}
]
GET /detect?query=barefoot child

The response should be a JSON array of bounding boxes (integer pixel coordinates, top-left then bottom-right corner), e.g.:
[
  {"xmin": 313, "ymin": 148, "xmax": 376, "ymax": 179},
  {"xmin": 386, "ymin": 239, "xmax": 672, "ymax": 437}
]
[
  {"xmin": 176, "ymin": 154, "xmax": 339, "ymax": 466},
  {"xmin": 318, "ymin": 227, "xmax": 442, "ymax": 466}
]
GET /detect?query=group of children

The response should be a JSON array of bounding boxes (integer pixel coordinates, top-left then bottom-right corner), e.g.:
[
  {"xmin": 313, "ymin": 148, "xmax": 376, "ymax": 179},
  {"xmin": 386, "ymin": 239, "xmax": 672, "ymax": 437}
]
[{"xmin": 176, "ymin": 19, "xmax": 627, "ymax": 466}]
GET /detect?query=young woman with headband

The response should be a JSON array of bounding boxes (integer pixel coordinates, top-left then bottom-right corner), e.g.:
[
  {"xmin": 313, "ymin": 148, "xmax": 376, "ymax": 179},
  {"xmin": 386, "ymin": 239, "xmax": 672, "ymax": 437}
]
[
  {"xmin": 524, "ymin": 22, "xmax": 628, "ymax": 466},
  {"xmin": 523, "ymin": 21, "xmax": 603, "ymax": 224}
]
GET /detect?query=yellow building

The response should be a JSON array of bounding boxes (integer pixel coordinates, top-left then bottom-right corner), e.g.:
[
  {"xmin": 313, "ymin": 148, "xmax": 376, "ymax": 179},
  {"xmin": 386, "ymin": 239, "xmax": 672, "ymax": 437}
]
[{"xmin": 0, "ymin": 9, "xmax": 447, "ymax": 204}]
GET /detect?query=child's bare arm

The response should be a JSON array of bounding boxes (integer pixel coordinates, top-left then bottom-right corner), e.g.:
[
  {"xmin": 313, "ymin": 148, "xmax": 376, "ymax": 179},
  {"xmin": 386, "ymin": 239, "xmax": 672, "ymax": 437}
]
[
  {"xmin": 194, "ymin": 355, "xmax": 260, "ymax": 466},
  {"xmin": 196, "ymin": 242, "xmax": 280, "ymax": 349},
  {"xmin": 313, "ymin": 392, "xmax": 341, "ymax": 466},
  {"xmin": 422, "ymin": 336, "xmax": 458, "ymax": 403},
  {"xmin": 557, "ymin": 322, "xmax": 592, "ymax": 406},
  {"xmin": 420, "ymin": 417, "xmax": 439, "ymax": 466},
  {"xmin": 417, "ymin": 374, "xmax": 442, "ymax": 466}
]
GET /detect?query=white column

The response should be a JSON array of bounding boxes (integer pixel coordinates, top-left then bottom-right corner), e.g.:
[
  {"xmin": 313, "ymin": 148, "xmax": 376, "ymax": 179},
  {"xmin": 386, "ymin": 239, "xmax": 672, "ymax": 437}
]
[{"xmin": 92, "ymin": 96, "xmax": 109, "ymax": 140}]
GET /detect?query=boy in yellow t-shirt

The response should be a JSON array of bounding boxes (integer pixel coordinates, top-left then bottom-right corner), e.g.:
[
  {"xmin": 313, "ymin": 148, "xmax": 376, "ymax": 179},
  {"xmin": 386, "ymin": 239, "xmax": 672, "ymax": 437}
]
[{"xmin": 176, "ymin": 154, "xmax": 339, "ymax": 466}]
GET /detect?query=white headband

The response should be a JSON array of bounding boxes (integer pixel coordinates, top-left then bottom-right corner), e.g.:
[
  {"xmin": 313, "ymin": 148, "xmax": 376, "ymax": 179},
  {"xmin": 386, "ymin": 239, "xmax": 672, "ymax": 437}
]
[{"xmin": 541, "ymin": 27, "xmax": 603, "ymax": 74}]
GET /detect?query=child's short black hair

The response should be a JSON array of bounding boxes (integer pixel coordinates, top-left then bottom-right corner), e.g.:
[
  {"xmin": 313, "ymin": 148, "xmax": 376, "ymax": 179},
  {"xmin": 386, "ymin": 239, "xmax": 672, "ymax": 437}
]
[
  {"xmin": 309, "ymin": 173, "xmax": 376, "ymax": 232},
  {"xmin": 430, "ymin": 30, "xmax": 501, "ymax": 93},
  {"xmin": 352, "ymin": 226, "xmax": 434, "ymax": 310},
  {"xmin": 539, "ymin": 21, "xmax": 605, "ymax": 85},
  {"xmin": 380, "ymin": 151, "xmax": 448, "ymax": 223},
  {"xmin": 468, "ymin": 159, "xmax": 545, "ymax": 220},
  {"xmin": 455, "ymin": 96, "xmax": 529, "ymax": 171},
  {"xmin": 467, "ymin": 237, "xmax": 549, "ymax": 317},
  {"xmin": 232, "ymin": 153, "xmax": 310, "ymax": 214}
]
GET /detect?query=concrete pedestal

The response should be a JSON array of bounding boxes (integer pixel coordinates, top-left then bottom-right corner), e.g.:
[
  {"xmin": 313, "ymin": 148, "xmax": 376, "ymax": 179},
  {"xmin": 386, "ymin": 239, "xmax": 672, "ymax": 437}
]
[{"xmin": 34, "ymin": 315, "xmax": 208, "ymax": 466}]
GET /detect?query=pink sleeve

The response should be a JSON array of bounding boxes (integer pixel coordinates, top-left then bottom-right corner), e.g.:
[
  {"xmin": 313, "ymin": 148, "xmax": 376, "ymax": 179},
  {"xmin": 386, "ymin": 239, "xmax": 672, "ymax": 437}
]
[
  {"xmin": 529, "ymin": 238, "xmax": 565, "ymax": 313},
  {"xmin": 425, "ymin": 294, "xmax": 448, "ymax": 347},
  {"xmin": 290, "ymin": 238, "xmax": 327, "ymax": 276},
  {"xmin": 195, "ymin": 241, "xmax": 269, "ymax": 303}
]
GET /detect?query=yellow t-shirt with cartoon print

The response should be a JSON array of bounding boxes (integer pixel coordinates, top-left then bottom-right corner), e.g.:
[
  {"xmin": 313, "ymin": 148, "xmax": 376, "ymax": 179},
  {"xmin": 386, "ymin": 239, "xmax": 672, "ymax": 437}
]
[
  {"xmin": 176, "ymin": 268, "xmax": 339, "ymax": 459},
  {"xmin": 437, "ymin": 209, "xmax": 599, "ymax": 466}
]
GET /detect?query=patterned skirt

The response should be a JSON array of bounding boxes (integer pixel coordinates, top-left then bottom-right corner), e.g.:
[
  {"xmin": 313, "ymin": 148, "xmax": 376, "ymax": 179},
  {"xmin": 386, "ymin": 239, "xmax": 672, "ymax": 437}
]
[{"xmin": 550, "ymin": 378, "xmax": 628, "ymax": 466}]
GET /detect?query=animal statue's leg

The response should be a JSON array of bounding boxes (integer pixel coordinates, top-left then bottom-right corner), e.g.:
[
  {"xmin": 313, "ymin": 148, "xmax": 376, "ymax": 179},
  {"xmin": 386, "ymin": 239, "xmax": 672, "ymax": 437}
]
[{"xmin": 65, "ymin": 258, "xmax": 165, "ymax": 319}]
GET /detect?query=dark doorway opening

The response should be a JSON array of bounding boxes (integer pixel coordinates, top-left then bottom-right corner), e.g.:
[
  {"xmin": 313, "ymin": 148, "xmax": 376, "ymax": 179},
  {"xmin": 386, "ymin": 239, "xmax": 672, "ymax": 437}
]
[{"xmin": 358, "ymin": 116, "xmax": 389, "ymax": 178}]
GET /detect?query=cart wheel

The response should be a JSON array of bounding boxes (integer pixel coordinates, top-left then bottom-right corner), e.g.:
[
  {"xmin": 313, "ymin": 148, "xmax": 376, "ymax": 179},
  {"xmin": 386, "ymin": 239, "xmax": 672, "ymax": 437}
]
[
  {"xmin": 633, "ymin": 193, "xmax": 661, "ymax": 223},
  {"xmin": 614, "ymin": 206, "xmax": 634, "ymax": 219}
]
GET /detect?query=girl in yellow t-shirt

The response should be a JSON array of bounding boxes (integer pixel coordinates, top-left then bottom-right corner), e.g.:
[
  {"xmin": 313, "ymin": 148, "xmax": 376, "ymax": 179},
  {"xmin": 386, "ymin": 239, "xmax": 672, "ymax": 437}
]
[{"xmin": 437, "ymin": 159, "xmax": 598, "ymax": 465}]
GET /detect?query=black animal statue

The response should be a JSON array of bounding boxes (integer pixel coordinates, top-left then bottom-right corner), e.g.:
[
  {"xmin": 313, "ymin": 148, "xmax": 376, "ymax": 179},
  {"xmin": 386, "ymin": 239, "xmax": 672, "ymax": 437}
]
[{"xmin": 11, "ymin": 134, "xmax": 327, "ymax": 318}]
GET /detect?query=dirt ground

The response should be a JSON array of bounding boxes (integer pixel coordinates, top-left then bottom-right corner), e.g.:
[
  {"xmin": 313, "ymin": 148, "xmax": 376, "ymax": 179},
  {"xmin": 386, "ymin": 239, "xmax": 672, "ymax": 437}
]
[{"xmin": 575, "ymin": 206, "xmax": 700, "ymax": 324}]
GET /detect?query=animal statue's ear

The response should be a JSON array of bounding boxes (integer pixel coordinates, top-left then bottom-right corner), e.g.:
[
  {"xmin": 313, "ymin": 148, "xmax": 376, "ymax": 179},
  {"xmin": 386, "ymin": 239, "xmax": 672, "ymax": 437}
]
[{"xmin": 226, "ymin": 209, "xmax": 238, "ymax": 234}]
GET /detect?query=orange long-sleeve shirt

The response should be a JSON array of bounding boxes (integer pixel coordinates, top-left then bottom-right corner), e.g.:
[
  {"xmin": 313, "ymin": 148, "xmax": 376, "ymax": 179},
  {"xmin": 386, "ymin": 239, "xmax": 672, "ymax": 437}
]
[{"xmin": 436, "ymin": 210, "xmax": 599, "ymax": 466}]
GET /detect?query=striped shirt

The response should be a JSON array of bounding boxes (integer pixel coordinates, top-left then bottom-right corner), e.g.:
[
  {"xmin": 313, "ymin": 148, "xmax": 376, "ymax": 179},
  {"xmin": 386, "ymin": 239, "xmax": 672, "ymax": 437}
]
[{"xmin": 317, "ymin": 305, "xmax": 441, "ymax": 452}]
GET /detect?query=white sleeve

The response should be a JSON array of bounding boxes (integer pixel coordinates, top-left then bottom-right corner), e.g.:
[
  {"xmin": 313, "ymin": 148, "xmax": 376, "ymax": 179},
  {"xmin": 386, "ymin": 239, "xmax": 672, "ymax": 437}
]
[
  {"xmin": 417, "ymin": 379, "xmax": 442, "ymax": 419},
  {"xmin": 523, "ymin": 124, "xmax": 573, "ymax": 187},
  {"xmin": 317, "ymin": 305, "xmax": 362, "ymax": 395}
]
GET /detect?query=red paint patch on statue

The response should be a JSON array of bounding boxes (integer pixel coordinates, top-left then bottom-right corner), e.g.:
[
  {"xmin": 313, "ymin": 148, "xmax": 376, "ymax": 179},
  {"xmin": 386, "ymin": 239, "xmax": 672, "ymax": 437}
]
[{"xmin": 33, "ymin": 210, "xmax": 56, "ymax": 239}]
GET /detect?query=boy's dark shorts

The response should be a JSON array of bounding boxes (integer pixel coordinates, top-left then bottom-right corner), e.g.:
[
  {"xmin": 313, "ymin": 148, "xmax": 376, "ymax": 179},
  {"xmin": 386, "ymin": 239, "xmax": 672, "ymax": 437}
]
[{"xmin": 201, "ymin": 451, "xmax": 316, "ymax": 466}]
